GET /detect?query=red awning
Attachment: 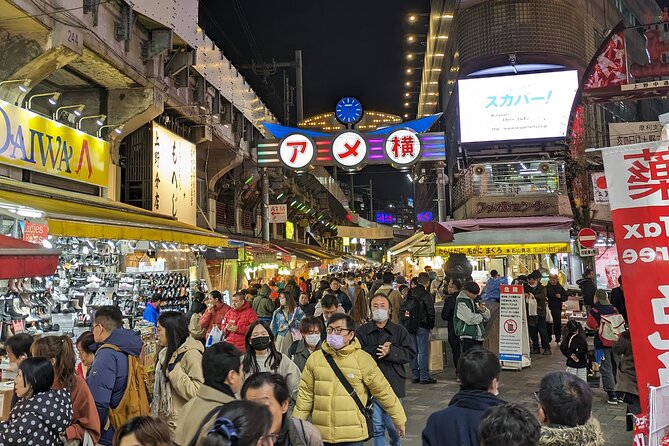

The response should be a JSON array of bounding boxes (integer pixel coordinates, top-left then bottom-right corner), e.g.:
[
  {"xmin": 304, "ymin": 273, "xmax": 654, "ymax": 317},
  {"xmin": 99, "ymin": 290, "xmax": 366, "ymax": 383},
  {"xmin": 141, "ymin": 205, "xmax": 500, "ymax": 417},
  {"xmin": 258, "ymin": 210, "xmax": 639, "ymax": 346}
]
[
  {"xmin": 422, "ymin": 216, "xmax": 574, "ymax": 243},
  {"xmin": 0, "ymin": 234, "xmax": 60, "ymax": 279}
]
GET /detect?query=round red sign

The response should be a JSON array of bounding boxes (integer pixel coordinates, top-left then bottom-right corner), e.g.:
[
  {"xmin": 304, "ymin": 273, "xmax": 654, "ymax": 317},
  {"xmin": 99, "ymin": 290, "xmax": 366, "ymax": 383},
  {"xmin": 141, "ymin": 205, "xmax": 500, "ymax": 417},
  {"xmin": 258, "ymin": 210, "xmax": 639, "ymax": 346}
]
[{"xmin": 577, "ymin": 228, "xmax": 597, "ymax": 249}]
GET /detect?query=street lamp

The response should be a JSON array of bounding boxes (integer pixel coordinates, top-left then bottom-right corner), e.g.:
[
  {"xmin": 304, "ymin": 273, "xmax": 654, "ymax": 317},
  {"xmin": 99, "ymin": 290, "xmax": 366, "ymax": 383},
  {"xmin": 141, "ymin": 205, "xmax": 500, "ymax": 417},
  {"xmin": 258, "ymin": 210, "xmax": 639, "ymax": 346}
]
[
  {"xmin": 0, "ymin": 79, "xmax": 31, "ymax": 93},
  {"xmin": 53, "ymin": 104, "xmax": 85, "ymax": 120},
  {"xmin": 97, "ymin": 124, "xmax": 124, "ymax": 138},
  {"xmin": 26, "ymin": 92, "xmax": 60, "ymax": 111},
  {"xmin": 77, "ymin": 114, "xmax": 106, "ymax": 129}
]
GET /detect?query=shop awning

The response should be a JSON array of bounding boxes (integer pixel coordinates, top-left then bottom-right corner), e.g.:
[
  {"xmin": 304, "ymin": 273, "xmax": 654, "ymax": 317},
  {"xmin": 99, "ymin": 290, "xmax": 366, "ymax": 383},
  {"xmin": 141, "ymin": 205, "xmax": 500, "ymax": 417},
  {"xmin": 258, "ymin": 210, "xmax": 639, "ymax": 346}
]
[
  {"xmin": 388, "ymin": 231, "xmax": 435, "ymax": 257},
  {"xmin": 271, "ymin": 240, "xmax": 337, "ymax": 261},
  {"xmin": 422, "ymin": 217, "xmax": 573, "ymax": 243},
  {"xmin": 0, "ymin": 234, "xmax": 60, "ymax": 279},
  {"xmin": 0, "ymin": 178, "xmax": 228, "ymax": 247}
]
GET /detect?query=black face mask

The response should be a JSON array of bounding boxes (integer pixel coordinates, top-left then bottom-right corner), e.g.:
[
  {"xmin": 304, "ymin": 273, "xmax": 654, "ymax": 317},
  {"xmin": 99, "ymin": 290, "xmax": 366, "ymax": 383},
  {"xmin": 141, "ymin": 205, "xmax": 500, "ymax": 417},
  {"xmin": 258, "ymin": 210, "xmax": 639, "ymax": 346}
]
[{"xmin": 250, "ymin": 336, "xmax": 271, "ymax": 351}]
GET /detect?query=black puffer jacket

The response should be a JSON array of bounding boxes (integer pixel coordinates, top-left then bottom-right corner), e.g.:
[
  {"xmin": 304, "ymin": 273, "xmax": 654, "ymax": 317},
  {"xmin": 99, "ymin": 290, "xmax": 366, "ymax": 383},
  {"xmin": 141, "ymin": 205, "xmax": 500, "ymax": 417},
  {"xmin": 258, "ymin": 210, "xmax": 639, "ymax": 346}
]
[{"xmin": 0, "ymin": 389, "xmax": 73, "ymax": 445}]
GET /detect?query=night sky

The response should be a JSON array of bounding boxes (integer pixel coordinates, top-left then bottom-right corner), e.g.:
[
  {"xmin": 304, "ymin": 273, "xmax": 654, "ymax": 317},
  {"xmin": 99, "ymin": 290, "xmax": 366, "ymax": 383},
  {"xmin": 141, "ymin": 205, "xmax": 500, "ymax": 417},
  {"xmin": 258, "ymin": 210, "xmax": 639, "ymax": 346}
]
[{"xmin": 199, "ymin": 0, "xmax": 429, "ymax": 203}]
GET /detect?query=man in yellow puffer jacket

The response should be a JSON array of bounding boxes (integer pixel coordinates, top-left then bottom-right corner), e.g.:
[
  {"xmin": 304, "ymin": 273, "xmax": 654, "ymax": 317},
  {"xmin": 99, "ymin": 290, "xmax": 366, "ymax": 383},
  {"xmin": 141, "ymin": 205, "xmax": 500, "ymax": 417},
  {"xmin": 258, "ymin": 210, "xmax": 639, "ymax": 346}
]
[{"xmin": 294, "ymin": 313, "xmax": 407, "ymax": 445}]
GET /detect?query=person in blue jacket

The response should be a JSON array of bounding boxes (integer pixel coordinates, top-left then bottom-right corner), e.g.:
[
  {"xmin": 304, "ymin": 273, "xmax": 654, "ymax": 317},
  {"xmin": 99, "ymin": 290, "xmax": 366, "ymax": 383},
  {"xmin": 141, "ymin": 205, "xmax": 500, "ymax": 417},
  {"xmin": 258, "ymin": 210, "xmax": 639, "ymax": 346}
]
[
  {"xmin": 142, "ymin": 294, "xmax": 162, "ymax": 325},
  {"xmin": 422, "ymin": 346, "xmax": 504, "ymax": 446},
  {"xmin": 87, "ymin": 306, "xmax": 143, "ymax": 446},
  {"xmin": 481, "ymin": 270, "xmax": 507, "ymax": 302}
]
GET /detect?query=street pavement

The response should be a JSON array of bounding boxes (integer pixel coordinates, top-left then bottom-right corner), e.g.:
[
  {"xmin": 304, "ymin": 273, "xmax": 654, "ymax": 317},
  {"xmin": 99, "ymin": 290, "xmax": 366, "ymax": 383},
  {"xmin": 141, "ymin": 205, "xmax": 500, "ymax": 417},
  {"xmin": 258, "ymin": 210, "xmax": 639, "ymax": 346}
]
[{"xmin": 401, "ymin": 343, "xmax": 632, "ymax": 445}]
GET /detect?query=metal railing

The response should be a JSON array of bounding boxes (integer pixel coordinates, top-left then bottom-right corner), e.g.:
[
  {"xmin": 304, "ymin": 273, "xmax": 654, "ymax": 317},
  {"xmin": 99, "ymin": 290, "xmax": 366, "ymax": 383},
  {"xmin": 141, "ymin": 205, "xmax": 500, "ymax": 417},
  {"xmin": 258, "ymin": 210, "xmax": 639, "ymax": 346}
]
[{"xmin": 452, "ymin": 161, "xmax": 566, "ymax": 209}]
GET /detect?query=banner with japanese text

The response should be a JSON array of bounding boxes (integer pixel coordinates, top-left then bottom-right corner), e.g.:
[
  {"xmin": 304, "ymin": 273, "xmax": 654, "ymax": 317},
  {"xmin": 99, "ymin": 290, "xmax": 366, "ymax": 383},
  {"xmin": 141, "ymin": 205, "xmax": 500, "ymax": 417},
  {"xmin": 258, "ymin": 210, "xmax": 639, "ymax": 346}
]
[{"xmin": 600, "ymin": 140, "xmax": 669, "ymax": 411}]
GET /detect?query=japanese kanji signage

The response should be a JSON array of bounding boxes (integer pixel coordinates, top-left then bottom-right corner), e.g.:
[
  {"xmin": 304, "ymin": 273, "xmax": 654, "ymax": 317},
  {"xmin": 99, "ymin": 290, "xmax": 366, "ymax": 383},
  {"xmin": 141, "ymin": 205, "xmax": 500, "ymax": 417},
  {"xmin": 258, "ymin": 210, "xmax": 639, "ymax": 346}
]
[
  {"xmin": 279, "ymin": 133, "xmax": 315, "ymax": 170},
  {"xmin": 458, "ymin": 70, "xmax": 578, "ymax": 143},
  {"xmin": 609, "ymin": 121, "xmax": 662, "ymax": 147},
  {"xmin": 269, "ymin": 204, "xmax": 287, "ymax": 224},
  {"xmin": 331, "ymin": 131, "xmax": 367, "ymax": 169},
  {"xmin": 600, "ymin": 140, "xmax": 669, "ymax": 410},
  {"xmin": 384, "ymin": 129, "xmax": 422, "ymax": 167},
  {"xmin": 435, "ymin": 242, "xmax": 570, "ymax": 257},
  {"xmin": 0, "ymin": 99, "xmax": 109, "ymax": 187},
  {"xmin": 152, "ymin": 123, "xmax": 197, "ymax": 225},
  {"xmin": 499, "ymin": 285, "xmax": 525, "ymax": 365},
  {"xmin": 591, "ymin": 172, "xmax": 609, "ymax": 205}
]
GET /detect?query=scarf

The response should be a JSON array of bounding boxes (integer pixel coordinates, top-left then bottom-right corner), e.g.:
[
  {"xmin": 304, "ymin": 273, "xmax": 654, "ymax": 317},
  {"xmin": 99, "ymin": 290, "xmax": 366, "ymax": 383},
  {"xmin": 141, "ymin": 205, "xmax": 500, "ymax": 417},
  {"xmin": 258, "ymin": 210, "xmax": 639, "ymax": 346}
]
[{"xmin": 151, "ymin": 349, "xmax": 173, "ymax": 421}]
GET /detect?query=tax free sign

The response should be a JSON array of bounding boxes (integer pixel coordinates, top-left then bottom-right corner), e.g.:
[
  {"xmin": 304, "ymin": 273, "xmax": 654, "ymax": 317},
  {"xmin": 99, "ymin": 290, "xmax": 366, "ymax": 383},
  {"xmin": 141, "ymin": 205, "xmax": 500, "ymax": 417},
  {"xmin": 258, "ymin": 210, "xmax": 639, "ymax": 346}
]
[{"xmin": 598, "ymin": 140, "xmax": 669, "ymax": 410}]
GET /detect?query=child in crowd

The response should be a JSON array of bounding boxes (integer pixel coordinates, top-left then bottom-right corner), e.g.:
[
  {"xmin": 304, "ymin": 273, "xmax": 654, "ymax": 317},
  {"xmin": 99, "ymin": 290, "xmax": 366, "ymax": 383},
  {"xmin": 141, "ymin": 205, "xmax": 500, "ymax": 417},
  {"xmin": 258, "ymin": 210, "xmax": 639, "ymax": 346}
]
[{"xmin": 560, "ymin": 320, "xmax": 588, "ymax": 382}]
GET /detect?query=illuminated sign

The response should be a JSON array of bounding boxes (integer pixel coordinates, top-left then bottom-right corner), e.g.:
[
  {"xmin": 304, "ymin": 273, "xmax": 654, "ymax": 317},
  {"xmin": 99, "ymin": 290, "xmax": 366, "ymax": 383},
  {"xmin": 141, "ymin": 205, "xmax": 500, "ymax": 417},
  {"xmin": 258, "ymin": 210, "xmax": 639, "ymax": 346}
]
[
  {"xmin": 416, "ymin": 211, "xmax": 433, "ymax": 223},
  {"xmin": 375, "ymin": 212, "xmax": 394, "ymax": 225},
  {"xmin": 279, "ymin": 133, "xmax": 315, "ymax": 170},
  {"xmin": 384, "ymin": 129, "xmax": 422, "ymax": 167},
  {"xmin": 285, "ymin": 221, "xmax": 295, "ymax": 240},
  {"xmin": 458, "ymin": 70, "xmax": 578, "ymax": 143},
  {"xmin": 435, "ymin": 242, "xmax": 570, "ymax": 257},
  {"xmin": 331, "ymin": 131, "xmax": 367, "ymax": 169},
  {"xmin": 152, "ymin": 124, "xmax": 197, "ymax": 225},
  {"xmin": 0, "ymin": 99, "xmax": 109, "ymax": 187},
  {"xmin": 269, "ymin": 204, "xmax": 287, "ymax": 224}
]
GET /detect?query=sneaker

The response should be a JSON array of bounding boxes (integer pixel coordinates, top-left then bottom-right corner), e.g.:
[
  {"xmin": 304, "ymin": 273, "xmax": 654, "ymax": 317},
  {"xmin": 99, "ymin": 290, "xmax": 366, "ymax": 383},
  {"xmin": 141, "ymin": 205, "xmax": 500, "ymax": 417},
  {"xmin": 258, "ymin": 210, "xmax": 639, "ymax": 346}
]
[
  {"xmin": 420, "ymin": 378, "xmax": 437, "ymax": 384},
  {"xmin": 411, "ymin": 379, "xmax": 420, "ymax": 384},
  {"xmin": 607, "ymin": 392, "xmax": 619, "ymax": 405}
]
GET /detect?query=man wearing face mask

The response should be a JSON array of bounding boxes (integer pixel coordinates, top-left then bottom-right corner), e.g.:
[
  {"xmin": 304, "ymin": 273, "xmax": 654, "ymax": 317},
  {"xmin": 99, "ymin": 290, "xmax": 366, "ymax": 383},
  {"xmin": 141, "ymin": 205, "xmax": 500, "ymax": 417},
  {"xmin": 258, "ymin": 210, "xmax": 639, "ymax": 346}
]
[
  {"xmin": 294, "ymin": 313, "xmax": 407, "ymax": 446},
  {"xmin": 356, "ymin": 294, "xmax": 415, "ymax": 446}
]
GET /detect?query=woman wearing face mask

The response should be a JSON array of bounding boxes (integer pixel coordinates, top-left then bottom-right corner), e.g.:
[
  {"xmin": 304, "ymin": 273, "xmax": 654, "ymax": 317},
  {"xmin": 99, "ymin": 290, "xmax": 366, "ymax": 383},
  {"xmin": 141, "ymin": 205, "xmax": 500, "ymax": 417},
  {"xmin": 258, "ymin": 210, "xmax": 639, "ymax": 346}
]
[
  {"xmin": 270, "ymin": 292, "xmax": 304, "ymax": 355},
  {"xmin": 242, "ymin": 321, "xmax": 302, "ymax": 400},
  {"xmin": 151, "ymin": 311, "xmax": 204, "ymax": 433},
  {"xmin": 288, "ymin": 317, "xmax": 325, "ymax": 372},
  {"xmin": 293, "ymin": 313, "xmax": 407, "ymax": 445},
  {"xmin": 0, "ymin": 357, "xmax": 73, "ymax": 446}
]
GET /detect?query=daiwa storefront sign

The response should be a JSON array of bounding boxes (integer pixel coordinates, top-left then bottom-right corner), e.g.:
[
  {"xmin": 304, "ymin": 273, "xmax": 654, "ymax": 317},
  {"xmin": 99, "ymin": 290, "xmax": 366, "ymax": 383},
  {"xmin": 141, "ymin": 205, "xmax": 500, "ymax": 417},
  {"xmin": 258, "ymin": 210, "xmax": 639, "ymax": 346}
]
[
  {"xmin": 0, "ymin": 99, "xmax": 109, "ymax": 187},
  {"xmin": 599, "ymin": 140, "xmax": 669, "ymax": 410}
]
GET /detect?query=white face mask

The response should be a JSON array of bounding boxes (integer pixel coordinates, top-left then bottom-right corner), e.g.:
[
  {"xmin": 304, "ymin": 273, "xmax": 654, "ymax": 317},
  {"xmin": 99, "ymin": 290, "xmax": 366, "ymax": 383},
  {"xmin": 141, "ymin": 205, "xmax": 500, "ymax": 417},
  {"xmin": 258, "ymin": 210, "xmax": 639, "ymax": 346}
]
[
  {"xmin": 372, "ymin": 308, "xmax": 389, "ymax": 322},
  {"xmin": 304, "ymin": 334, "xmax": 320, "ymax": 347}
]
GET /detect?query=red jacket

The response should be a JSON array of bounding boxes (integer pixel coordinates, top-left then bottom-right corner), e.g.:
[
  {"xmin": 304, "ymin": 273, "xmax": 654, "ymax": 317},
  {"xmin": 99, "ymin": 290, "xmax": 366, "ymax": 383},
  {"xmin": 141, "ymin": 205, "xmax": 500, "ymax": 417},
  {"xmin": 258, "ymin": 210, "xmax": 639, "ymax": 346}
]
[
  {"xmin": 199, "ymin": 302, "xmax": 231, "ymax": 338},
  {"xmin": 53, "ymin": 375, "xmax": 101, "ymax": 443},
  {"xmin": 221, "ymin": 301, "xmax": 258, "ymax": 352}
]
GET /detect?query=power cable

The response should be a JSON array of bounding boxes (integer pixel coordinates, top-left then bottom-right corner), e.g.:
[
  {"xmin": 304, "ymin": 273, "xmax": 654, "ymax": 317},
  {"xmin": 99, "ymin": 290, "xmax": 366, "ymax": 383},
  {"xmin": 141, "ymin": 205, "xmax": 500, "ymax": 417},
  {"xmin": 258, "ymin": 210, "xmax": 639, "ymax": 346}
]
[{"xmin": 0, "ymin": 0, "xmax": 112, "ymax": 24}]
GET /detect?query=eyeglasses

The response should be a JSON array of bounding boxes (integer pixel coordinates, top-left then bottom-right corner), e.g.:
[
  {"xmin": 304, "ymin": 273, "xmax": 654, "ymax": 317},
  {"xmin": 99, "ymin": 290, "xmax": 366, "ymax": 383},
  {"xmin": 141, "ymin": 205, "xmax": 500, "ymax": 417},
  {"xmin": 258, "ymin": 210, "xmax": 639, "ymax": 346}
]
[{"xmin": 326, "ymin": 327, "xmax": 351, "ymax": 335}]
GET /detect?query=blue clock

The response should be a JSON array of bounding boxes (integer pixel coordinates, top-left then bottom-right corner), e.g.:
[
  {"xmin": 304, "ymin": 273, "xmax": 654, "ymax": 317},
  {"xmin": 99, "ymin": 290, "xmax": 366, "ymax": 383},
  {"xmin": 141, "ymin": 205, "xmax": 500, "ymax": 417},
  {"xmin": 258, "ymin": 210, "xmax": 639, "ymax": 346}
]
[{"xmin": 335, "ymin": 97, "xmax": 363, "ymax": 125}]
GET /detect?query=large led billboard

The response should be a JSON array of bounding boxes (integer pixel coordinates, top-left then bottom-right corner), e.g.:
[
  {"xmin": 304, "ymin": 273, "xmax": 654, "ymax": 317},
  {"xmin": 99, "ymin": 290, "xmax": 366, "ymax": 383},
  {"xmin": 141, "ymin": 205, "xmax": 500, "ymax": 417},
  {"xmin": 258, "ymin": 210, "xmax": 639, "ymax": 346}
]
[{"xmin": 458, "ymin": 70, "xmax": 578, "ymax": 144}]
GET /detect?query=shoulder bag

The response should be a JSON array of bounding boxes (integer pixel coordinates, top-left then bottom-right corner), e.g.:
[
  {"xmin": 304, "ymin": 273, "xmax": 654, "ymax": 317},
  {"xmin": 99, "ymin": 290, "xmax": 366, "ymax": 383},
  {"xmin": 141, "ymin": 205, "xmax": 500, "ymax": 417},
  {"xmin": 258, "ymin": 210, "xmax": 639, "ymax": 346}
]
[{"xmin": 323, "ymin": 352, "xmax": 374, "ymax": 440}]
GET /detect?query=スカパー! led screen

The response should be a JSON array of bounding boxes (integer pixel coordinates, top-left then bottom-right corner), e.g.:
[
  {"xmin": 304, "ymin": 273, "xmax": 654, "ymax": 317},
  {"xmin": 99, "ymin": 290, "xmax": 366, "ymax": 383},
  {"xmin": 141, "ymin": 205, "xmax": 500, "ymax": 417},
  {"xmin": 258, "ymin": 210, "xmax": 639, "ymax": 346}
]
[{"xmin": 458, "ymin": 70, "xmax": 578, "ymax": 144}]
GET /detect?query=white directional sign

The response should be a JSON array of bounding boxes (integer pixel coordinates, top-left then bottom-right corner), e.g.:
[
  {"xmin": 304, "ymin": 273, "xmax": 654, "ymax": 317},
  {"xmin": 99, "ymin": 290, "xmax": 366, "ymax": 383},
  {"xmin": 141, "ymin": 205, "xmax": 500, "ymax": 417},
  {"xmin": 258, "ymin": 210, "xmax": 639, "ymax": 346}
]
[
  {"xmin": 269, "ymin": 204, "xmax": 287, "ymax": 224},
  {"xmin": 332, "ymin": 131, "xmax": 367, "ymax": 169}
]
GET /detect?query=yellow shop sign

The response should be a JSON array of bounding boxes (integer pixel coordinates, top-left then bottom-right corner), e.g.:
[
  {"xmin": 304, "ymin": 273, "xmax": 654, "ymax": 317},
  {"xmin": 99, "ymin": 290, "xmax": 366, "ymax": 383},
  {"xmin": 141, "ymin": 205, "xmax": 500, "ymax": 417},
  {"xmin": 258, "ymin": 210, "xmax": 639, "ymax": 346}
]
[
  {"xmin": 436, "ymin": 242, "xmax": 571, "ymax": 257},
  {"xmin": 0, "ymin": 100, "xmax": 108, "ymax": 187}
]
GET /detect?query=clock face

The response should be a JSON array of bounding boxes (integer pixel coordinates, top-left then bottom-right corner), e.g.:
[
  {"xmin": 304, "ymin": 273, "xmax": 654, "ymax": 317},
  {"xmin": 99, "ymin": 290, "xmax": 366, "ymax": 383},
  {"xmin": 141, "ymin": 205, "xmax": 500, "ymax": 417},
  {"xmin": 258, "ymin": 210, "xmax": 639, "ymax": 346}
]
[{"xmin": 335, "ymin": 97, "xmax": 363, "ymax": 125}]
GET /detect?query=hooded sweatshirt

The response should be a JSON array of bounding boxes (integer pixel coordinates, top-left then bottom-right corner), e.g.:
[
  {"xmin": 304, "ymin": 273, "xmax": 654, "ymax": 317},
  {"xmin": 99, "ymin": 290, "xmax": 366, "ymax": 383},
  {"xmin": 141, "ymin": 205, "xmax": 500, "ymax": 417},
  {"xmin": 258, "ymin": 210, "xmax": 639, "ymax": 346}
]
[
  {"xmin": 87, "ymin": 328, "xmax": 143, "ymax": 446},
  {"xmin": 422, "ymin": 390, "xmax": 504, "ymax": 446},
  {"xmin": 539, "ymin": 418, "xmax": 605, "ymax": 446},
  {"xmin": 0, "ymin": 388, "xmax": 73, "ymax": 445},
  {"xmin": 253, "ymin": 285, "xmax": 276, "ymax": 319}
]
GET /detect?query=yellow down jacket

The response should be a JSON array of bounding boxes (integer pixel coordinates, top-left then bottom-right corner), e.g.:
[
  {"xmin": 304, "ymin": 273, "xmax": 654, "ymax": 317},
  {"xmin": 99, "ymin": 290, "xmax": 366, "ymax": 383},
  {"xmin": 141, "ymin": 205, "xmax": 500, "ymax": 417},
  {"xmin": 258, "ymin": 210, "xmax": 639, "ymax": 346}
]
[{"xmin": 293, "ymin": 338, "xmax": 406, "ymax": 443}]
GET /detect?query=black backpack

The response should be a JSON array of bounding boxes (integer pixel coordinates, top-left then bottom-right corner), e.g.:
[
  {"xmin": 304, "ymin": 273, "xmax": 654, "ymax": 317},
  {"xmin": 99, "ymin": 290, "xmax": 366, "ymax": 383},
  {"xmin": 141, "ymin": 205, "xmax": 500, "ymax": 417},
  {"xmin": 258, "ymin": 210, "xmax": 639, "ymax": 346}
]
[{"xmin": 399, "ymin": 295, "xmax": 421, "ymax": 334}]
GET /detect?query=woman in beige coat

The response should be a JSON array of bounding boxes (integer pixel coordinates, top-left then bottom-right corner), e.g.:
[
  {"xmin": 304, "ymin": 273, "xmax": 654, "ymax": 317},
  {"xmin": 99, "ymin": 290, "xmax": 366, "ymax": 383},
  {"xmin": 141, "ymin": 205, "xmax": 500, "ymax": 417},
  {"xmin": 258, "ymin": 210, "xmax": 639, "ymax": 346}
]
[{"xmin": 151, "ymin": 311, "xmax": 204, "ymax": 433}]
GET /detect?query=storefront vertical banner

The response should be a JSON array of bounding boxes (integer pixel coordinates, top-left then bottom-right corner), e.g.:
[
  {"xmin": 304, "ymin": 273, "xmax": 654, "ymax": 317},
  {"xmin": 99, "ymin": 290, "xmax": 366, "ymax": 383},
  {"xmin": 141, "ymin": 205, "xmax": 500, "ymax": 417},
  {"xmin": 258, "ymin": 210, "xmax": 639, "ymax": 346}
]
[
  {"xmin": 499, "ymin": 285, "xmax": 524, "ymax": 365},
  {"xmin": 600, "ymin": 140, "xmax": 669, "ymax": 411}
]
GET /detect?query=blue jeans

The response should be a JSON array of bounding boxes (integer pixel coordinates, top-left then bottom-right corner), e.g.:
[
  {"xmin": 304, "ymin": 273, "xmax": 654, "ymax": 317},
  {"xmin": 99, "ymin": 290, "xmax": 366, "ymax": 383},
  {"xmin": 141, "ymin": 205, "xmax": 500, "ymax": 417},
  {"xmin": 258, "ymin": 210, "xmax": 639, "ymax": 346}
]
[
  {"xmin": 410, "ymin": 327, "xmax": 431, "ymax": 381},
  {"xmin": 372, "ymin": 400, "xmax": 401, "ymax": 446}
]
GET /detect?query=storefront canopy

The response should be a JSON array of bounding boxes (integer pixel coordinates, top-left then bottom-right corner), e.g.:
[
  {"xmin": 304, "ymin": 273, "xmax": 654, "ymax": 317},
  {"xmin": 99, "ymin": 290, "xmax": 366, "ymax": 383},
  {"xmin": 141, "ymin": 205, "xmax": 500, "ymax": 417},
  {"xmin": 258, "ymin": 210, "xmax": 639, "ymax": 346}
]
[
  {"xmin": 0, "ymin": 234, "xmax": 60, "ymax": 279},
  {"xmin": 272, "ymin": 240, "xmax": 337, "ymax": 261},
  {"xmin": 0, "ymin": 178, "xmax": 228, "ymax": 247},
  {"xmin": 422, "ymin": 217, "xmax": 573, "ymax": 243},
  {"xmin": 388, "ymin": 231, "xmax": 435, "ymax": 257}
]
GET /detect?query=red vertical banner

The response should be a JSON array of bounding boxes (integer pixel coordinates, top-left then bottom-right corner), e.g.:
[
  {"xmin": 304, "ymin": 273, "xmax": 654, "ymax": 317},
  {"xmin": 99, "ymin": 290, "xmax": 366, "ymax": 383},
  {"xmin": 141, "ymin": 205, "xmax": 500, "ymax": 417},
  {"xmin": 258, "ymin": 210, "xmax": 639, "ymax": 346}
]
[{"xmin": 601, "ymin": 140, "xmax": 669, "ymax": 411}]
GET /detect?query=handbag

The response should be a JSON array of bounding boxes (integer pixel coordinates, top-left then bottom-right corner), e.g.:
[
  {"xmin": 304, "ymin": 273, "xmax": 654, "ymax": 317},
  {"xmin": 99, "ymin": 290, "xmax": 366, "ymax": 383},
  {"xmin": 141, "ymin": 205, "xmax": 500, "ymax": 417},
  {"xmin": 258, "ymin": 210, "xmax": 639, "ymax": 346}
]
[
  {"xmin": 545, "ymin": 307, "xmax": 553, "ymax": 323},
  {"xmin": 62, "ymin": 430, "xmax": 95, "ymax": 446},
  {"xmin": 323, "ymin": 352, "xmax": 374, "ymax": 441}
]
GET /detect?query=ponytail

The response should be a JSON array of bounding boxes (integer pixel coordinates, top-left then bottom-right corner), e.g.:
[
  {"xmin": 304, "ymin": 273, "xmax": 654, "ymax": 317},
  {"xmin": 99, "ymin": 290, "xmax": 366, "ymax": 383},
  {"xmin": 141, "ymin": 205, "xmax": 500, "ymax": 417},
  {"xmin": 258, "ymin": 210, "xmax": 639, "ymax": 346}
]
[{"xmin": 31, "ymin": 335, "xmax": 77, "ymax": 390}]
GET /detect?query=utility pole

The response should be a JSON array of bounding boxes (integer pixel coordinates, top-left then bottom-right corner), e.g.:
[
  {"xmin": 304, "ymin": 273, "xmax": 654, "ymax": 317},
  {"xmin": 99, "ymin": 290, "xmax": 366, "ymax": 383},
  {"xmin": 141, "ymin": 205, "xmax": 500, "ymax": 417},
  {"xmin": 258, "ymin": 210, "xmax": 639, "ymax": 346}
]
[
  {"xmin": 295, "ymin": 50, "xmax": 303, "ymax": 122},
  {"xmin": 369, "ymin": 179, "xmax": 374, "ymax": 221},
  {"xmin": 261, "ymin": 169, "xmax": 270, "ymax": 242},
  {"xmin": 349, "ymin": 175, "xmax": 355, "ymax": 211},
  {"xmin": 436, "ymin": 161, "xmax": 447, "ymax": 221}
]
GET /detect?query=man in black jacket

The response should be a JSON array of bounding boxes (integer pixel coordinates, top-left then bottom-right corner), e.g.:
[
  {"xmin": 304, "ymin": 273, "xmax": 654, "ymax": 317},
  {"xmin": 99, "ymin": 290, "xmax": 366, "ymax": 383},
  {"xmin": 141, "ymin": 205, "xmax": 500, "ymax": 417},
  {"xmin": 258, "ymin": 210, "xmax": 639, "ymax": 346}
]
[
  {"xmin": 409, "ymin": 272, "xmax": 436, "ymax": 384},
  {"xmin": 610, "ymin": 276, "xmax": 627, "ymax": 323},
  {"xmin": 357, "ymin": 293, "xmax": 416, "ymax": 446},
  {"xmin": 441, "ymin": 278, "xmax": 463, "ymax": 372},
  {"xmin": 577, "ymin": 268, "xmax": 597, "ymax": 313}
]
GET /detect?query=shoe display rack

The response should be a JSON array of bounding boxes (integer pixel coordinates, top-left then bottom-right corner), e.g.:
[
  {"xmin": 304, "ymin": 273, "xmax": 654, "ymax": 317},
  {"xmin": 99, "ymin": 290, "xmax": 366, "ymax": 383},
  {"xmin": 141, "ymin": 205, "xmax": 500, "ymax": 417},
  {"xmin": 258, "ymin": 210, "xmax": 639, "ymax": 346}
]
[{"xmin": 121, "ymin": 271, "xmax": 192, "ymax": 318}]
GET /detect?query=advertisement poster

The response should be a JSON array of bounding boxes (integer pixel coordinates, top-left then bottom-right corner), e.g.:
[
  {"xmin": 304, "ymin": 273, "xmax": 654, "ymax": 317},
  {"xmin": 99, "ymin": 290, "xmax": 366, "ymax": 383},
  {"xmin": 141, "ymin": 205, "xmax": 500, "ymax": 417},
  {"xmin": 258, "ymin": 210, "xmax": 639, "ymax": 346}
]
[
  {"xmin": 152, "ymin": 123, "xmax": 197, "ymax": 225},
  {"xmin": 600, "ymin": 140, "xmax": 669, "ymax": 410},
  {"xmin": 499, "ymin": 285, "xmax": 524, "ymax": 365},
  {"xmin": 22, "ymin": 221, "xmax": 49, "ymax": 245}
]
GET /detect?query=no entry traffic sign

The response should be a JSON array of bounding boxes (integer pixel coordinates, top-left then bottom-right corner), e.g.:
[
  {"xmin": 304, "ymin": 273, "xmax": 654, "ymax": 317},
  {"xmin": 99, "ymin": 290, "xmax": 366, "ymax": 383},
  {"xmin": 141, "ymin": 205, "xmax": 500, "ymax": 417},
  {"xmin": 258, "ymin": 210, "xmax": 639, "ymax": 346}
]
[{"xmin": 577, "ymin": 227, "xmax": 597, "ymax": 249}]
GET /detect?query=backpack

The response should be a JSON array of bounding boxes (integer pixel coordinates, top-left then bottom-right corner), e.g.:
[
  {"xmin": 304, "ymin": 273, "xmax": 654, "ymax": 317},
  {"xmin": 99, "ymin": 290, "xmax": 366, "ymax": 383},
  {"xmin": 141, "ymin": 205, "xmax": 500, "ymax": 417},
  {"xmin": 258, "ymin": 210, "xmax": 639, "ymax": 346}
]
[
  {"xmin": 598, "ymin": 313, "xmax": 626, "ymax": 347},
  {"xmin": 99, "ymin": 344, "xmax": 150, "ymax": 431},
  {"xmin": 399, "ymin": 296, "xmax": 421, "ymax": 334}
]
